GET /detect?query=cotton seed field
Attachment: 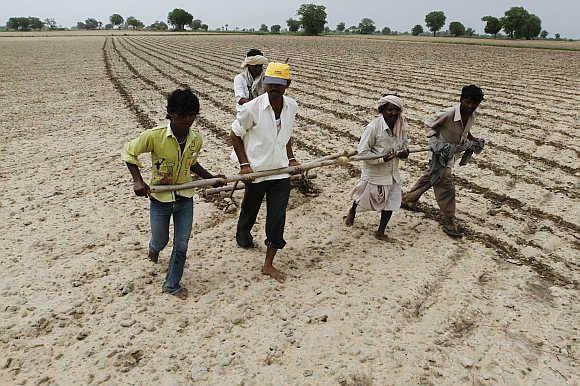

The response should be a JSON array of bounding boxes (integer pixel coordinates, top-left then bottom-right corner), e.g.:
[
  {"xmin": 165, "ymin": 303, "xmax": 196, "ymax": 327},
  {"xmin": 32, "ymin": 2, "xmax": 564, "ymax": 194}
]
[{"xmin": 0, "ymin": 33, "xmax": 578, "ymax": 385}]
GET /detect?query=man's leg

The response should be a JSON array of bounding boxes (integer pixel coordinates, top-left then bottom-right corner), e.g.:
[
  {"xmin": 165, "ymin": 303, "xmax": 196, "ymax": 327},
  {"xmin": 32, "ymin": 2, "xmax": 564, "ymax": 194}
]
[
  {"xmin": 402, "ymin": 171, "xmax": 433, "ymax": 208},
  {"xmin": 375, "ymin": 210, "xmax": 393, "ymax": 241},
  {"xmin": 236, "ymin": 182, "xmax": 266, "ymax": 248},
  {"xmin": 149, "ymin": 199, "xmax": 171, "ymax": 263},
  {"xmin": 263, "ymin": 178, "xmax": 291, "ymax": 282},
  {"xmin": 433, "ymin": 168, "xmax": 462, "ymax": 237},
  {"xmin": 163, "ymin": 198, "xmax": 194, "ymax": 296},
  {"xmin": 345, "ymin": 201, "xmax": 358, "ymax": 226}
]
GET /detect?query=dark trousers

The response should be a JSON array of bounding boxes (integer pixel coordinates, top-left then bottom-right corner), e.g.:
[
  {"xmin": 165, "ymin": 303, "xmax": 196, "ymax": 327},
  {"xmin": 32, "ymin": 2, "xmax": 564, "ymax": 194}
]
[{"xmin": 236, "ymin": 178, "xmax": 291, "ymax": 249}]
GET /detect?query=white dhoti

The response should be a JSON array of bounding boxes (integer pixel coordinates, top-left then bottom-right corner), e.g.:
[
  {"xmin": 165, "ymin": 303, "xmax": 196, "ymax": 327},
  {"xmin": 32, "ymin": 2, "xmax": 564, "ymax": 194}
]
[{"xmin": 349, "ymin": 180, "xmax": 401, "ymax": 212}]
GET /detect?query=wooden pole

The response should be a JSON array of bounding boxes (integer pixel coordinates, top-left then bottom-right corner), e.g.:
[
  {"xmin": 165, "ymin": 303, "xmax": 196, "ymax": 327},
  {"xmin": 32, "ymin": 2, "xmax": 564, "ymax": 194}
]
[
  {"xmin": 150, "ymin": 147, "xmax": 430, "ymax": 193},
  {"xmin": 202, "ymin": 173, "xmax": 317, "ymax": 196}
]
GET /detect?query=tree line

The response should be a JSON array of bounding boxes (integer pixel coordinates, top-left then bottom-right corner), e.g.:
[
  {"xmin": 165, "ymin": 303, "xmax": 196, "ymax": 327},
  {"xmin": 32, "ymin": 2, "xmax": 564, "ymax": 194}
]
[
  {"xmin": 3, "ymin": 4, "xmax": 564, "ymax": 40},
  {"xmin": 412, "ymin": 7, "xmax": 547, "ymax": 39}
]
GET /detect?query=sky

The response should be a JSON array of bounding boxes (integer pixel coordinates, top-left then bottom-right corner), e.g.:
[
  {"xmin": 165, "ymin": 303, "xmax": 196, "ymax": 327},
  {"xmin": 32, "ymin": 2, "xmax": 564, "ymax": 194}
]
[{"xmin": 2, "ymin": 1, "xmax": 578, "ymax": 38}]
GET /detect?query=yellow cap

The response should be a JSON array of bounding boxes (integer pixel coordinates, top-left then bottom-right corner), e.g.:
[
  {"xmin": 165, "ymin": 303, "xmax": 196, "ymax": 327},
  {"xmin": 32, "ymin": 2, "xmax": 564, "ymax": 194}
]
[{"xmin": 263, "ymin": 62, "xmax": 291, "ymax": 85}]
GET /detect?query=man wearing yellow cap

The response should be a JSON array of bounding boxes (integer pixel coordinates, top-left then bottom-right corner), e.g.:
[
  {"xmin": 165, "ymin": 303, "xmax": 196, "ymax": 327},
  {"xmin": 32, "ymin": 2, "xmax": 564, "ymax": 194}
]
[{"xmin": 230, "ymin": 62, "xmax": 300, "ymax": 283}]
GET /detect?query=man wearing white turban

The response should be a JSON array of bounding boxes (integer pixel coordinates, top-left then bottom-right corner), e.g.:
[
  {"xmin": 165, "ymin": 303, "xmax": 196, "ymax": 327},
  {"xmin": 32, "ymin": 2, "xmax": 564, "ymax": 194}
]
[
  {"xmin": 345, "ymin": 94, "xmax": 410, "ymax": 241},
  {"xmin": 233, "ymin": 48, "xmax": 269, "ymax": 112}
]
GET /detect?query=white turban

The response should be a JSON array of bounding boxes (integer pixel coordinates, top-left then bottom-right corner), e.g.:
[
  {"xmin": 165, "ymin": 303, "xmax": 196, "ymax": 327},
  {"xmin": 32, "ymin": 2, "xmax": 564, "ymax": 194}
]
[
  {"xmin": 377, "ymin": 95, "xmax": 407, "ymax": 142},
  {"xmin": 241, "ymin": 55, "xmax": 268, "ymax": 68},
  {"xmin": 377, "ymin": 94, "xmax": 403, "ymax": 110}
]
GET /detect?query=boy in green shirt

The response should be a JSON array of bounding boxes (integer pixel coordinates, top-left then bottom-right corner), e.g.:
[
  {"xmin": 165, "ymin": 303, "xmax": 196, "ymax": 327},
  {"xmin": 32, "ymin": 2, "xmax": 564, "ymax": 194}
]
[{"xmin": 122, "ymin": 88, "xmax": 223, "ymax": 299}]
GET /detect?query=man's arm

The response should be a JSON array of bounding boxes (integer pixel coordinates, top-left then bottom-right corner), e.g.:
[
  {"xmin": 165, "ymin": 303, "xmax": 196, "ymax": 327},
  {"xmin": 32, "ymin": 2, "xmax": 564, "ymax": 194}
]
[
  {"xmin": 190, "ymin": 162, "xmax": 214, "ymax": 179},
  {"xmin": 234, "ymin": 75, "xmax": 250, "ymax": 106},
  {"xmin": 231, "ymin": 106, "xmax": 255, "ymax": 175},
  {"xmin": 126, "ymin": 163, "xmax": 150, "ymax": 197},
  {"xmin": 122, "ymin": 131, "xmax": 153, "ymax": 197},
  {"xmin": 286, "ymin": 138, "xmax": 300, "ymax": 168},
  {"xmin": 358, "ymin": 123, "xmax": 392, "ymax": 163},
  {"xmin": 230, "ymin": 131, "xmax": 253, "ymax": 175}
]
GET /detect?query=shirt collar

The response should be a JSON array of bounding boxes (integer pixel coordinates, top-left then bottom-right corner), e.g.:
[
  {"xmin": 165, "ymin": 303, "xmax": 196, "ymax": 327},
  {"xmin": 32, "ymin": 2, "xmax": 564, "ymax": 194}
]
[
  {"xmin": 453, "ymin": 104, "xmax": 462, "ymax": 122},
  {"xmin": 261, "ymin": 93, "xmax": 286, "ymax": 111},
  {"xmin": 454, "ymin": 103, "xmax": 477, "ymax": 122},
  {"xmin": 379, "ymin": 116, "xmax": 394, "ymax": 133},
  {"xmin": 167, "ymin": 121, "xmax": 192, "ymax": 140},
  {"xmin": 166, "ymin": 121, "xmax": 175, "ymax": 137}
]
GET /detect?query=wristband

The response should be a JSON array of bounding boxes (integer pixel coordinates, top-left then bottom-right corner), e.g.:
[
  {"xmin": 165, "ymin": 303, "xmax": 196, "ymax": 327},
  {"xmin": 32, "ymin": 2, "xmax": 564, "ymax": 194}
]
[
  {"xmin": 288, "ymin": 157, "xmax": 296, "ymax": 161},
  {"xmin": 240, "ymin": 162, "xmax": 250, "ymax": 167}
]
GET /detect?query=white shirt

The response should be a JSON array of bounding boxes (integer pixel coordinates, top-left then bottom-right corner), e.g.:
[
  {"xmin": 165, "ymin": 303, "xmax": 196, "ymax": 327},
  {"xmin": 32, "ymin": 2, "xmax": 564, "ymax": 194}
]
[
  {"xmin": 233, "ymin": 73, "xmax": 250, "ymax": 112},
  {"xmin": 231, "ymin": 93, "xmax": 298, "ymax": 183},
  {"xmin": 358, "ymin": 116, "xmax": 408, "ymax": 186},
  {"xmin": 233, "ymin": 71, "xmax": 264, "ymax": 112}
]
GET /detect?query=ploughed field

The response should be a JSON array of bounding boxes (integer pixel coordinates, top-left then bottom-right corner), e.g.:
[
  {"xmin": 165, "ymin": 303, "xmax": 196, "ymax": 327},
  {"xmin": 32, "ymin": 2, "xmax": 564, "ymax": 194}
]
[{"xmin": 0, "ymin": 34, "xmax": 578, "ymax": 385}]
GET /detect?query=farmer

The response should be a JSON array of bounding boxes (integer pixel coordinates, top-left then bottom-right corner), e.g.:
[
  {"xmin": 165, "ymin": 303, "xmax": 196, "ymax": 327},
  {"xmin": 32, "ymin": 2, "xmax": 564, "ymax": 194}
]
[
  {"xmin": 233, "ymin": 48, "xmax": 268, "ymax": 112},
  {"xmin": 401, "ymin": 85, "xmax": 485, "ymax": 238},
  {"xmin": 345, "ymin": 94, "xmax": 409, "ymax": 240},
  {"xmin": 230, "ymin": 62, "xmax": 299, "ymax": 283},
  {"xmin": 122, "ymin": 88, "xmax": 224, "ymax": 299}
]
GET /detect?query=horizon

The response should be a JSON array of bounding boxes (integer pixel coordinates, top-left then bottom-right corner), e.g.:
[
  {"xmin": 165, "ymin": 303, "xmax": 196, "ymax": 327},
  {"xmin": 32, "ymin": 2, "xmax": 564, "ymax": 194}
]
[{"xmin": 1, "ymin": 1, "xmax": 579, "ymax": 39}]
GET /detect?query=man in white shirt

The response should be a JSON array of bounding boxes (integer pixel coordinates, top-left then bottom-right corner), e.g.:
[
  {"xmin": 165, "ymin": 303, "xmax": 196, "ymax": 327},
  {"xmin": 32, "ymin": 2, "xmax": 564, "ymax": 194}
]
[
  {"xmin": 230, "ymin": 62, "xmax": 300, "ymax": 283},
  {"xmin": 233, "ymin": 49, "xmax": 268, "ymax": 112}
]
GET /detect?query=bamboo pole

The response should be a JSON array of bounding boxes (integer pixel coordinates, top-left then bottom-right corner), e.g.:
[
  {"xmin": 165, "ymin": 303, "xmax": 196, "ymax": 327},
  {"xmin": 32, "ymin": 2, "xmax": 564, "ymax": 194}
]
[
  {"xmin": 203, "ymin": 173, "xmax": 317, "ymax": 196},
  {"xmin": 150, "ymin": 147, "xmax": 430, "ymax": 193}
]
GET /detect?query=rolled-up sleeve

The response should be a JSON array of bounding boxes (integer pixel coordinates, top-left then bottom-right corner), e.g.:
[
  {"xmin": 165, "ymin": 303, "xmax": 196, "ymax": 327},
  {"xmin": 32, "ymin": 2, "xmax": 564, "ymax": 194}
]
[
  {"xmin": 233, "ymin": 74, "xmax": 248, "ymax": 103},
  {"xmin": 357, "ymin": 124, "xmax": 383, "ymax": 165},
  {"xmin": 231, "ymin": 107, "xmax": 254, "ymax": 138},
  {"xmin": 121, "ymin": 131, "xmax": 153, "ymax": 168},
  {"xmin": 424, "ymin": 110, "xmax": 448, "ymax": 137}
]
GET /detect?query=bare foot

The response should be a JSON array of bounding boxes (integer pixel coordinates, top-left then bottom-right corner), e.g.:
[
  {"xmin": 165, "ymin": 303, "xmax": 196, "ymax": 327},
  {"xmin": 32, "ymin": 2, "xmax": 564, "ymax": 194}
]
[
  {"xmin": 374, "ymin": 232, "xmax": 391, "ymax": 241},
  {"xmin": 344, "ymin": 209, "xmax": 355, "ymax": 227},
  {"xmin": 170, "ymin": 287, "xmax": 188, "ymax": 300},
  {"xmin": 262, "ymin": 265, "xmax": 287, "ymax": 283}
]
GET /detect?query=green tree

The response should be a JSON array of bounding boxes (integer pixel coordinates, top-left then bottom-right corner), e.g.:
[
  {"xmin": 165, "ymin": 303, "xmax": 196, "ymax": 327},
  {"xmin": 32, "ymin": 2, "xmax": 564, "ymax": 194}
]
[
  {"xmin": 148, "ymin": 21, "xmax": 168, "ymax": 31},
  {"xmin": 110, "ymin": 14, "xmax": 123, "ymax": 28},
  {"xmin": 411, "ymin": 24, "xmax": 424, "ymax": 36},
  {"xmin": 126, "ymin": 16, "xmax": 144, "ymax": 29},
  {"xmin": 76, "ymin": 21, "xmax": 86, "ymax": 30},
  {"xmin": 449, "ymin": 21, "xmax": 465, "ymax": 36},
  {"xmin": 381, "ymin": 26, "xmax": 391, "ymax": 35},
  {"xmin": 104, "ymin": 23, "xmax": 113, "ymax": 30},
  {"xmin": 425, "ymin": 11, "xmax": 446, "ymax": 36},
  {"xmin": 7, "ymin": 17, "xmax": 30, "ymax": 31},
  {"xmin": 481, "ymin": 16, "xmax": 501, "ymax": 37},
  {"xmin": 465, "ymin": 27, "xmax": 476, "ymax": 36},
  {"xmin": 28, "ymin": 17, "xmax": 43, "ymax": 30},
  {"xmin": 271, "ymin": 24, "xmax": 281, "ymax": 33},
  {"xmin": 336, "ymin": 22, "xmax": 345, "ymax": 32},
  {"xmin": 358, "ymin": 18, "xmax": 376, "ymax": 34},
  {"xmin": 555, "ymin": 33, "xmax": 560, "ymax": 40},
  {"xmin": 521, "ymin": 14, "xmax": 541, "ymax": 39},
  {"xmin": 259, "ymin": 24, "xmax": 268, "ymax": 32},
  {"xmin": 501, "ymin": 7, "xmax": 541, "ymax": 39},
  {"xmin": 201, "ymin": 24, "xmax": 208, "ymax": 31},
  {"xmin": 297, "ymin": 3, "xmax": 327, "ymax": 35},
  {"xmin": 540, "ymin": 30, "xmax": 548, "ymax": 39},
  {"xmin": 189, "ymin": 19, "xmax": 202, "ymax": 30},
  {"xmin": 83, "ymin": 18, "xmax": 99, "ymax": 30},
  {"xmin": 286, "ymin": 18, "xmax": 301, "ymax": 32},
  {"xmin": 167, "ymin": 8, "xmax": 193, "ymax": 31}
]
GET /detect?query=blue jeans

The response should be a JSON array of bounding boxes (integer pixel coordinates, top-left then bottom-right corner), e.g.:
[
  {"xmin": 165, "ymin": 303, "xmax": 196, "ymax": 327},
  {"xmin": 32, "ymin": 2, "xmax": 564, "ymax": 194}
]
[{"xmin": 149, "ymin": 197, "xmax": 193, "ymax": 293}]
